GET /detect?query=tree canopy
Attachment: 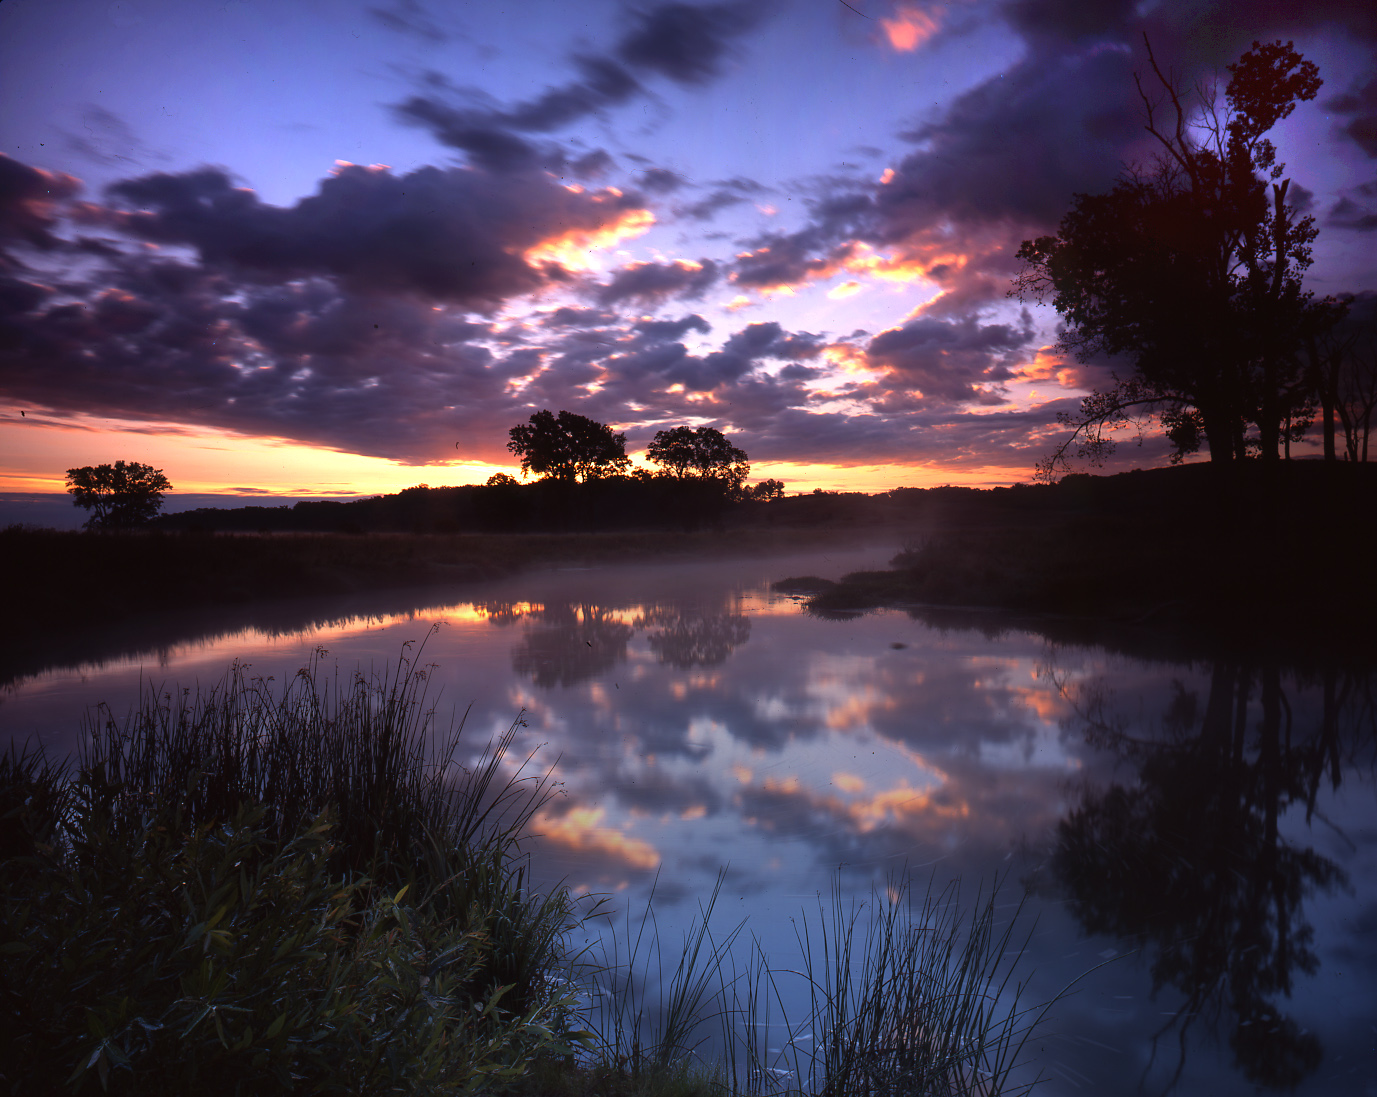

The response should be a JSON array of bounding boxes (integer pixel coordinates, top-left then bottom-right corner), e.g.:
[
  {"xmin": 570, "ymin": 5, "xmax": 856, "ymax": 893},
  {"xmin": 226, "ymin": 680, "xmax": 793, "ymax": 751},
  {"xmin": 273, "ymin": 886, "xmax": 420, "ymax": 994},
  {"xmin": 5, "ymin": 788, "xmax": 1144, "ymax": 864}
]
[
  {"xmin": 65, "ymin": 461, "xmax": 173, "ymax": 529},
  {"xmin": 1013, "ymin": 39, "xmax": 1333, "ymax": 476},
  {"xmin": 506, "ymin": 410, "xmax": 630, "ymax": 482},
  {"xmin": 645, "ymin": 426, "xmax": 750, "ymax": 490}
]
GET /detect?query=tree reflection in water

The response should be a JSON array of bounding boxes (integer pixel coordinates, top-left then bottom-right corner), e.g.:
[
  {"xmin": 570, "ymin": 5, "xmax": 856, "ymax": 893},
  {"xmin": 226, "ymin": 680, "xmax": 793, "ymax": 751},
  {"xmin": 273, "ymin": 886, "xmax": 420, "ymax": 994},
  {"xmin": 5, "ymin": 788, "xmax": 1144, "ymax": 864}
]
[
  {"xmin": 1048, "ymin": 658, "xmax": 1376, "ymax": 1092},
  {"xmin": 478, "ymin": 599, "xmax": 752, "ymax": 687},
  {"xmin": 507, "ymin": 604, "xmax": 634, "ymax": 688},
  {"xmin": 635, "ymin": 605, "xmax": 750, "ymax": 669}
]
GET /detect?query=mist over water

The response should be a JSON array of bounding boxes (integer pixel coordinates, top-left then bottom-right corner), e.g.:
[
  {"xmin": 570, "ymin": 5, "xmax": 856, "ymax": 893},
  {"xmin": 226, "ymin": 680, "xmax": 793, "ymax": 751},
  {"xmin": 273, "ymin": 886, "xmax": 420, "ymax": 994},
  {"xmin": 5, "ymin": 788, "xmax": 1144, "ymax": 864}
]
[{"xmin": 4, "ymin": 547, "xmax": 1374, "ymax": 1096}]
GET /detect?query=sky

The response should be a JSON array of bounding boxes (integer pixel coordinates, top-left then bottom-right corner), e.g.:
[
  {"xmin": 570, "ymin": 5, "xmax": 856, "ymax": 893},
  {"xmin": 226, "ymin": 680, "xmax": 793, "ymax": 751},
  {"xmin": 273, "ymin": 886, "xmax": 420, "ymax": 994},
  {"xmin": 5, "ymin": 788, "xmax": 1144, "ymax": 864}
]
[{"xmin": 1, "ymin": 0, "xmax": 1375, "ymax": 499}]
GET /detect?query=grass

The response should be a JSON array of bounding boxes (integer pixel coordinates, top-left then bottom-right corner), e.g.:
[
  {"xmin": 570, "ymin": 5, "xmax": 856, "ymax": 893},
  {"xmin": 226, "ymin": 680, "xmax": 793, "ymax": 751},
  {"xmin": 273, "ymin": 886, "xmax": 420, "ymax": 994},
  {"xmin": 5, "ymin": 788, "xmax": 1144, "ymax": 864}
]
[{"xmin": 1, "ymin": 645, "xmax": 1059, "ymax": 1096}]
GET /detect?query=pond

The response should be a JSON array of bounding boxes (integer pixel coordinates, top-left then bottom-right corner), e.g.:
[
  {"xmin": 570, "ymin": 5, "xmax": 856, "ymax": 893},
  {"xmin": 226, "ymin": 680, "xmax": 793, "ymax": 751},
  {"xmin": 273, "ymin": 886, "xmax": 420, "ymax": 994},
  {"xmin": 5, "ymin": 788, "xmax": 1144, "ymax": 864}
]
[{"xmin": 4, "ymin": 545, "xmax": 1374, "ymax": 1096}]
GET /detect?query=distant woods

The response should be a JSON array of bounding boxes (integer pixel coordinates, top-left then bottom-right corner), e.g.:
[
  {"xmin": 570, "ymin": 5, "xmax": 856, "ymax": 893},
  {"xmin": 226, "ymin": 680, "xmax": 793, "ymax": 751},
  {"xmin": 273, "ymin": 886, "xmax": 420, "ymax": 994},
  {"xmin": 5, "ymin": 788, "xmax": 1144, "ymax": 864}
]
[
  {"xmin": 1016, "ymin": 40, "xmax": 1377, "ymax": 477},
  {"xmin": 153, "ymin": 475, "xmax": 787, "ymax": 536}
]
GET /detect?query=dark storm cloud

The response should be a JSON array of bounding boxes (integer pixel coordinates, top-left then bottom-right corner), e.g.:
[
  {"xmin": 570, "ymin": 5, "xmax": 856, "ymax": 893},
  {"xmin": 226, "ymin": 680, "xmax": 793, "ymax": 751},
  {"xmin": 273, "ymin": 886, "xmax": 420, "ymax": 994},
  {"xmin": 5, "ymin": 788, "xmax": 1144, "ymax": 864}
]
[
  {"xmin": 98, "ymin": 162, "xmax": 645, "ymax": 310},
  {"xmin": 394, "ymin": 1, "xmax": 771, "ymax": 170},
  {"xmin": 593, "ymin": 258, "xmax": 720, "ymax": 306}
]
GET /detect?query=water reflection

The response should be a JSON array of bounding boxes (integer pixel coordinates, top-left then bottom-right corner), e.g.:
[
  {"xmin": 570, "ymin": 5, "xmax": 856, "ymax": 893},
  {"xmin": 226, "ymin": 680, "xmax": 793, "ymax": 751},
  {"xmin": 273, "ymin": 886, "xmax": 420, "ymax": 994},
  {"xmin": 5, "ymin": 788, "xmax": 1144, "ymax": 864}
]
[
  {"xmin": 3, "ymin": 551, "xmax": 1375, "ymax": 1096},
  {"xmin": 1046, "ymin": 657, "xmax": 1376, "ymax": 1092},
  {"xmin": 476, "ymin": 600, "xmax": 753, "ymax": 689}
]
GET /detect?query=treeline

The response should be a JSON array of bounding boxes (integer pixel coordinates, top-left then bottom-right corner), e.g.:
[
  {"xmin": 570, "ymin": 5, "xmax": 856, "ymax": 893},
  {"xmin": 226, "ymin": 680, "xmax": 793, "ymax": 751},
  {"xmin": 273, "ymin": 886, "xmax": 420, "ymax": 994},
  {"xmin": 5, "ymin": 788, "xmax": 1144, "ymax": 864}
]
[
  {"xmin": 156, "ymin": 477, "xmax": 782, "ymax": 534},
  {"xmin": 148, "ymin": 461, "xmax": 1377, "ymax": 536}
]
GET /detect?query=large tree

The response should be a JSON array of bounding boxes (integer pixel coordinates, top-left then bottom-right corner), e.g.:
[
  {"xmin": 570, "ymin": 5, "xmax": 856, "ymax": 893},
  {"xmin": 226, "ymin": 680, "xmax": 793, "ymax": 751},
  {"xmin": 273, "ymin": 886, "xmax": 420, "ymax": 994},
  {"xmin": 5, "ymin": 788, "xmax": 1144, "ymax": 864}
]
[
  {"xmin": 1014, "ymin": 39, "xmax": 1329, "ymax": 476},
  {"xmin": 645, "ymin": 426, "xmax": 750, "ymax": 492},
  {"xmin": 506, "ymin": 409, "xmax": 630, "ymax": 482},
  {"xmin": 65, "ymin": 461, "xmax": 172, "ymax": 529}
]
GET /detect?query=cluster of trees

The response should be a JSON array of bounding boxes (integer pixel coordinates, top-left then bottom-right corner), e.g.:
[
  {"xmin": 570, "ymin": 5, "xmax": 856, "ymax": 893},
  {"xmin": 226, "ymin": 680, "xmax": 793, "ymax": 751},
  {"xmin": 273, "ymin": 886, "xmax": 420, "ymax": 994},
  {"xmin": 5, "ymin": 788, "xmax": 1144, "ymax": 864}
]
[
  {"xmin": 504, "ymin": 409, "xmax": 783, "ymax": 500},
  {"xmin": 1016, "ymin": 39, "xmax": 1377, "ymax": 477}
]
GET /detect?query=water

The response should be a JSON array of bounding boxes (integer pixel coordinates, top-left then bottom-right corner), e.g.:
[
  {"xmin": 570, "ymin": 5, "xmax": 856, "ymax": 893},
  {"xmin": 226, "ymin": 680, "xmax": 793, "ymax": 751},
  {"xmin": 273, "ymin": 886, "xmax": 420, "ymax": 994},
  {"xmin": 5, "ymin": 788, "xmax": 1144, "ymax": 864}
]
[{"xmin": 4, "ymin": 545, "xmax": 1375, "ymax": 1095}]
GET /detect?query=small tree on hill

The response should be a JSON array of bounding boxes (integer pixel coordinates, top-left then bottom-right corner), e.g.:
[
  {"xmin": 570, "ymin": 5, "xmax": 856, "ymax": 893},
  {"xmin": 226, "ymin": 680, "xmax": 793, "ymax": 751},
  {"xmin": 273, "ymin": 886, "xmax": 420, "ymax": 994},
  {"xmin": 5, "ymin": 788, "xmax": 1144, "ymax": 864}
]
[
  {"xmin": 646, "ymin": 426, "xmax": 750, "ymax": 493},
  {"xmin": 65, "ymin": 461, "xmax": 172, "ymax": 529},
  {"xmin": 506, "ymin": 410, "xmax": 630, "ymax": 482}
]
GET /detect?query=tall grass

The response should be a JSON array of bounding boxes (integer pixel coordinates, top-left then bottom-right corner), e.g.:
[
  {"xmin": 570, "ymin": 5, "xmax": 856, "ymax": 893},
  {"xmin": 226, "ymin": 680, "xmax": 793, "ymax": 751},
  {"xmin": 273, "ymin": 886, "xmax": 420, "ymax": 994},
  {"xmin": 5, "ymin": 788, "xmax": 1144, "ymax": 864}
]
[
  {"xmin": 0, "ymin": 639, "xmax": 582, "ymax": 1095},
  {"xmin": 562, "ymin": 872, "xmax": 1052, "ymax": 1097},
  {"xmin": 751, "ymin": 876, "xmax": 1050, "ymax": 1096}
]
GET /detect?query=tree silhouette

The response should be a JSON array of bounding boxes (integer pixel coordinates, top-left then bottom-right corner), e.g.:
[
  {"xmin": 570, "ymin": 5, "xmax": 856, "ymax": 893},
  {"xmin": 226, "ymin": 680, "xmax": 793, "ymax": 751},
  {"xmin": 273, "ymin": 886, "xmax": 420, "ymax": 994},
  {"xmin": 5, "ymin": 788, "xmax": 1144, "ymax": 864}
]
[
  {"xmin": 65, "ymin": 461, "xmax": 172, "ymax": 529},
  {"xmin": 506, "ymin": 410, "xmax": 630, "ymax": 482},
  {"xmin": 1014, "ymin": 40, "xmax": 1333, "ymax": 476},
  {"xmin": 645, "ymin": 426, "xmax": 750, "ymax": 493}
]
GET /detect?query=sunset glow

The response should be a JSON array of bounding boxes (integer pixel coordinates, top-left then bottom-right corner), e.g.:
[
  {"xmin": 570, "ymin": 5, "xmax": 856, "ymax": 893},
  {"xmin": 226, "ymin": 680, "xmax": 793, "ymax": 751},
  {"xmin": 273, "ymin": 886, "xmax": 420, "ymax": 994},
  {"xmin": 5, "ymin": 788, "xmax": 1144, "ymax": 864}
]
[
  {"xmin": 881, "ymin": 4, "xmax": 945, "ymax": 52},
  {"xmin": 0, "ymin": 0, "xmax": 1371, "ymax": 502}
]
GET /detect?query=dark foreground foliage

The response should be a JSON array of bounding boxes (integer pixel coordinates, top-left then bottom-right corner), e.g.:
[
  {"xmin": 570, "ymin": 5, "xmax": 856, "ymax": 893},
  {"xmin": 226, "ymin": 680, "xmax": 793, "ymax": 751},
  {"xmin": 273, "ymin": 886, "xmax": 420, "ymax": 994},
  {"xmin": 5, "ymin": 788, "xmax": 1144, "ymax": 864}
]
[{"xmin": 0, "ymin": 645, "xmax": 581, "ymax": 1096}]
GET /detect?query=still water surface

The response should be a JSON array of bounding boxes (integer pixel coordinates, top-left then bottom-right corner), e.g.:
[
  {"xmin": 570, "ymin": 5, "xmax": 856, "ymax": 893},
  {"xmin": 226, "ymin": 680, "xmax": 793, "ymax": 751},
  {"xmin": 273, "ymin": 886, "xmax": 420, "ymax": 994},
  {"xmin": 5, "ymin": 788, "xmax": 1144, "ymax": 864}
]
[{"xmin": 5, "ymin": 547, "xmax": 1375, "ymax": 1095}]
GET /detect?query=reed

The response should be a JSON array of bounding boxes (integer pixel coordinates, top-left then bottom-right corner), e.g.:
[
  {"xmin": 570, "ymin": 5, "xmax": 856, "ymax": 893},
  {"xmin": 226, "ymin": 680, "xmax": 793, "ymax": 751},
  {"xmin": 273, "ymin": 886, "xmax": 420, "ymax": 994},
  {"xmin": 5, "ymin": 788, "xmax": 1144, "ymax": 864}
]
[{"xmin": 0, "ymin": 641, "xmax": 581, "ymax": 1094}]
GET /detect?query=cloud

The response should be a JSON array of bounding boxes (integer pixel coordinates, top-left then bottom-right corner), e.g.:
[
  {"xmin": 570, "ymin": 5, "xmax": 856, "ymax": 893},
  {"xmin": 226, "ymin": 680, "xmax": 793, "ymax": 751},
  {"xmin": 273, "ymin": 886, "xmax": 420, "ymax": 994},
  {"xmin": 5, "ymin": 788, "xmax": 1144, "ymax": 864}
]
[
  {"xmin": 368, "ymin": 0, "xmax": 449, "ymax": 43},
  {"xmin": 394, "ymin": 1, "xmax": 772, "ymax": 170},
  {"xmin": 726, "ymin": 1, "xmax": 1377, "ymax": 324},
  {"xmin": 99, "ymin": 161, "xmax": 649, "ymax": 310},
  {"xmin": 865, "ymin": 313, "xmax": 1033, "ymax": 403},
  {"xmin": 0, "ymin": 154, "xmax": 83, "ymax": 254},
  {"xmin": 593, "ymin": 259, "xmax": 721, "ymax": 306},
  {"xmin": 636, "ymin": 166, "xmax": 689, "ymax": 192},
  {"xmin": 614, "ymin": 1, "xmax": 770, "ymax": 84},
  {"xmin": 879, "ymin": 2, "xmax": 944, "ymax": 53},
  {"xmin": 1329, "ymin": 75, "xmax": 1377, "ymax": 157},
  {"xmin": 1328, "ymin": 192, "xmax": 1377, "ymax": 232},
  {"xmin": 678, "ymin": 189, "xmax": 748, "ymax": 221}
]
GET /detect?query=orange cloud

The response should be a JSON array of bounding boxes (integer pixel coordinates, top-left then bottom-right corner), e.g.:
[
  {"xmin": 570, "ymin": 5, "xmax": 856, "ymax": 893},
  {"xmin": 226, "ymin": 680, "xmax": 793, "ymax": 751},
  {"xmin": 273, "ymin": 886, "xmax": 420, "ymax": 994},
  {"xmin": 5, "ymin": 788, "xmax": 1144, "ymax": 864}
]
[
  {"xmin": 1012, "ymin": 346, "xmax": 1085, "ymax": 389},
  {"xmin": 534, "ymin": 806, "xmax": 660, "ymax": 869},
  {"xmin": 523, "ymin": 205, "xmax": 654, "ymax": 271},
  {"xmin": 880, "ymin": 3, "xmax": 943, "ymax": 51}
]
